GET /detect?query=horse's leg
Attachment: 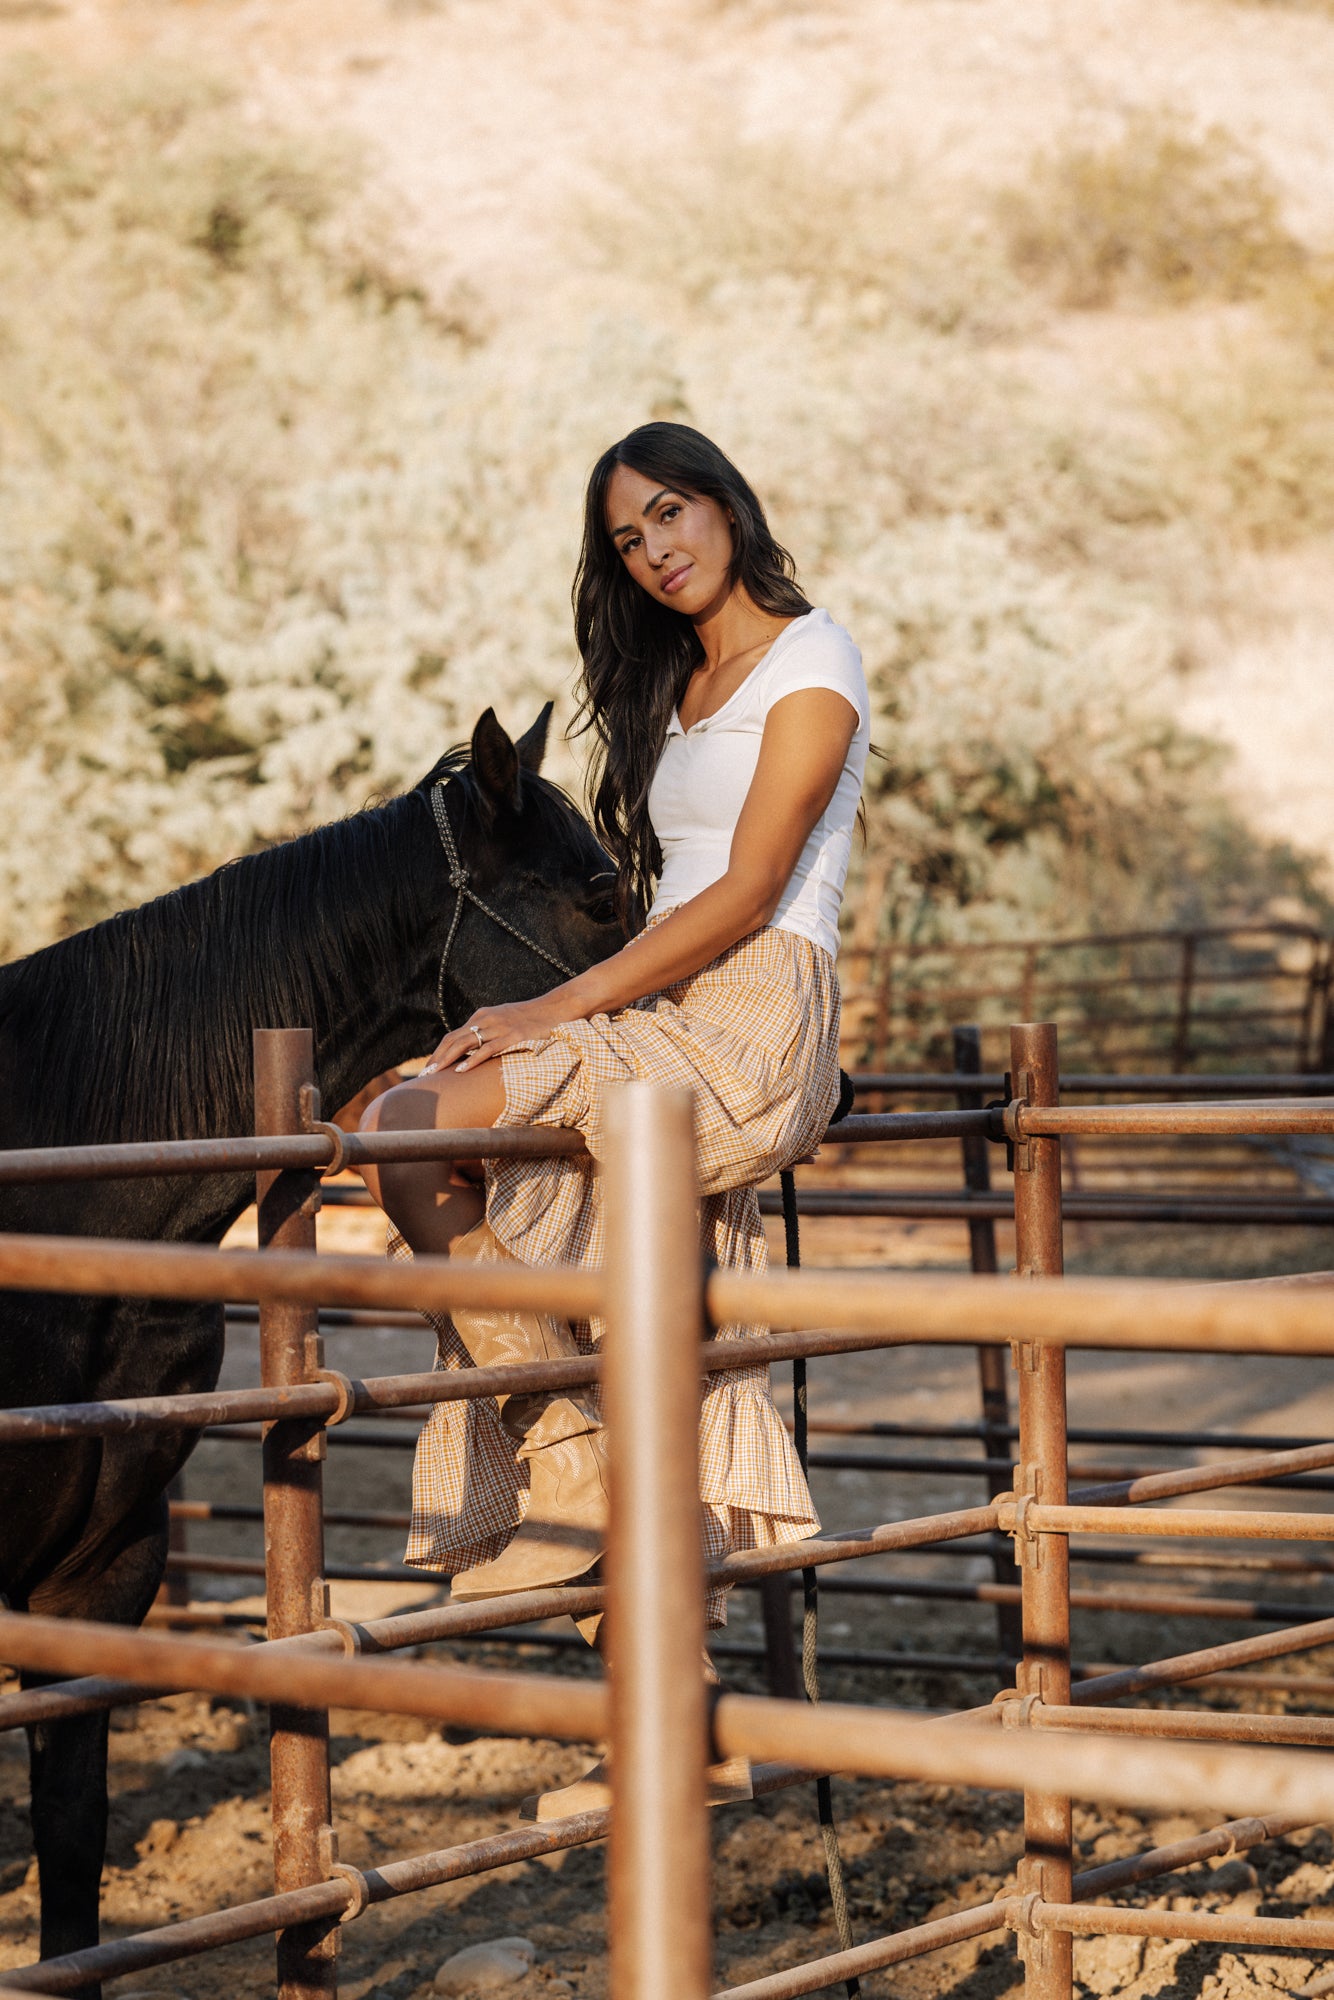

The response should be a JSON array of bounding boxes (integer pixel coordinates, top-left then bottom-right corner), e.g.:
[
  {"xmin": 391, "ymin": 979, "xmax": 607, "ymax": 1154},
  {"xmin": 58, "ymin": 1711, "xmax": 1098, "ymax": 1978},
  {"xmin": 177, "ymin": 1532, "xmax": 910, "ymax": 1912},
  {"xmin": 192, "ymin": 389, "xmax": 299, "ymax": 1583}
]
[
  {"xmin": 359, "ymin": 1065, "xmax": 505, "ymax": 1254},
  {"xmin": 25, "ymin": 1492, "xmax": 169, "ymax": 1980}
]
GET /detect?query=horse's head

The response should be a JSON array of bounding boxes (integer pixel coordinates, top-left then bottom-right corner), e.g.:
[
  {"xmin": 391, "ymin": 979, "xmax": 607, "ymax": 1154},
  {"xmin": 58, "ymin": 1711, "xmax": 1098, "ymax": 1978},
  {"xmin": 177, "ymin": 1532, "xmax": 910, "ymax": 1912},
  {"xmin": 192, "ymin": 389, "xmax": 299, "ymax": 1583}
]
[{"xmin": 415, "ymin": 704, "xmax": 625, "ymax": 1029}]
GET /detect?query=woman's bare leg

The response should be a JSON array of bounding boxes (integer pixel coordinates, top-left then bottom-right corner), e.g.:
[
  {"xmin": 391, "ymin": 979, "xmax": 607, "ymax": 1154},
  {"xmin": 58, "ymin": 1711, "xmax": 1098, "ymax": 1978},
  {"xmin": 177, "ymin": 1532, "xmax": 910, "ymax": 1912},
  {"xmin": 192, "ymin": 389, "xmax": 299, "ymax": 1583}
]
[{"xmin": 359, "ymin": 1065, "xmax": 506, "ymax": 1255}]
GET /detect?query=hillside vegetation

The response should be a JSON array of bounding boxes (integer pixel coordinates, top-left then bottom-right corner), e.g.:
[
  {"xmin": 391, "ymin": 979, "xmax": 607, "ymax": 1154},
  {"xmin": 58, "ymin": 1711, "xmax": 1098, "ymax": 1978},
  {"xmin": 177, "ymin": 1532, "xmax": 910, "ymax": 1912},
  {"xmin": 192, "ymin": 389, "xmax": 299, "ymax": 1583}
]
[{"xmin": 1, "ymin": 57, "xmax": 1330, "ymax": 965}]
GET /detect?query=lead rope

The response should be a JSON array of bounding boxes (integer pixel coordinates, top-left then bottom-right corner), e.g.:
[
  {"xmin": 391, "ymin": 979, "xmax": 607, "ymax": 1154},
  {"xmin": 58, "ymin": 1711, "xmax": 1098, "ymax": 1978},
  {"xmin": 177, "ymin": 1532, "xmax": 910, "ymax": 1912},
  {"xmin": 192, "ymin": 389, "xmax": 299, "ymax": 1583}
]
[
  {"xmin": 429, "ymin": 782, "xmax": 578, "ymax": 1027},
  {"xmin": 781, "ymin": 1168, "xmax": 861, "ymax": 1998}
]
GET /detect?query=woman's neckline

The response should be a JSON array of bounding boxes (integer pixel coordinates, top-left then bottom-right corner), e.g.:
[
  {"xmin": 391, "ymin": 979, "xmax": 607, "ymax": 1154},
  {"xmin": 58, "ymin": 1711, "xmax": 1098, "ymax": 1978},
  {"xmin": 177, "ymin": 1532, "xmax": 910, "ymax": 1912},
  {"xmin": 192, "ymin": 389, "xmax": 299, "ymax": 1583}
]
[{"xmin": 671, "ymin": 609, "xmax": 817, "ymax": 736}]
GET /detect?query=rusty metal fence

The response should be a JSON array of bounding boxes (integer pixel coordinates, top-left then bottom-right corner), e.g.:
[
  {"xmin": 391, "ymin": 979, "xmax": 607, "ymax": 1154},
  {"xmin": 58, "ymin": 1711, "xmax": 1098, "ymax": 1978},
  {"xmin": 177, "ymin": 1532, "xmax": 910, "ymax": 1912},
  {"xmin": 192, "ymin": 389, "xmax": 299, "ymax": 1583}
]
[
  {"xmin": 842, "ymin": 923, "xmax": 1334, "ymax": 1075},
  {"xmin": 3, "ymin": 1028, "xmax": 1334, "ymax": 1999}
]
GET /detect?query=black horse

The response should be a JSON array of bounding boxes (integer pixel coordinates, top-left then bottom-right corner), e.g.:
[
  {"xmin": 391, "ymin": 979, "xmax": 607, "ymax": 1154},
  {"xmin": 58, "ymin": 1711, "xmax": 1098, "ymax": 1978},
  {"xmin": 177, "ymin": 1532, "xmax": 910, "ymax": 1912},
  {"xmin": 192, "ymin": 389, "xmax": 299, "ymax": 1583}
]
[{"xmin": 0, "ymin": 705, "xmax": 621, "ymax": 1972}]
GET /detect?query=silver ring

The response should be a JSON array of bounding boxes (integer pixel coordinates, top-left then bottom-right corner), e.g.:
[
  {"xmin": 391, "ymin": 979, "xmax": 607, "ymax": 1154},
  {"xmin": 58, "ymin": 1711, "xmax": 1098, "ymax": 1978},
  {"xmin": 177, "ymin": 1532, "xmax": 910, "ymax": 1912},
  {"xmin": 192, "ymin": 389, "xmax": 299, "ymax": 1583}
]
[{"xmin": 470, "ymin": 1025, "xmax": 484, "ymax": 1048}]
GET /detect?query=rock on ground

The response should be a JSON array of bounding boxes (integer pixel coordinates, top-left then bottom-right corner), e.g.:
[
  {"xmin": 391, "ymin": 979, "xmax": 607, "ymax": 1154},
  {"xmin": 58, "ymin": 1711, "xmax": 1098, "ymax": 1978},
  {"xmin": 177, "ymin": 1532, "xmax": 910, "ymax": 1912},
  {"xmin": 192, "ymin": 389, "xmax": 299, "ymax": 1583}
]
[{"xmin": 433, "ymin": 1936, "xmax": 537, "ymax": 1995}]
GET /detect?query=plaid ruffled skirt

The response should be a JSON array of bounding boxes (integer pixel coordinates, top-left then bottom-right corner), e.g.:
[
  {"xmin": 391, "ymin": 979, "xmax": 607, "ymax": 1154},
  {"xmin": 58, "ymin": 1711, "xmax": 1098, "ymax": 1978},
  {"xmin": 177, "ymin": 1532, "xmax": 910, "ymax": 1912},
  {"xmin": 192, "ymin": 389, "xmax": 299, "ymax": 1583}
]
[{"xmin": 396, "ymin": 921, "xmax": 840, "ymax": 1626}]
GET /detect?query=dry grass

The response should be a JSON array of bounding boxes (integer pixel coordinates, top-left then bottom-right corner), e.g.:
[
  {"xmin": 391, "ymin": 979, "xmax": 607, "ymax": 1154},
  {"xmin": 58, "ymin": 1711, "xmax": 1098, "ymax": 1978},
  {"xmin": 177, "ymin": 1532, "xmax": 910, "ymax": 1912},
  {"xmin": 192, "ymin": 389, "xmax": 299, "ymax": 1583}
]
[
  {"xmin": 996, "ymin": 110, "xmax": 1303, "ymax": 310},
  {"xmin": 1218, "ymin": 0, "xmax": 1334, "ymax": 11},
  {"xmin": 1161, "ymin": 333, "xmax": 1334, "ymax": 546},
  {"xmin": 2, "ymin": 56, "xmax": 1331, "ymax": 965},
  {"xmin": 578, "ymin": 133, "xmax": 1023, "ymax": 340}
]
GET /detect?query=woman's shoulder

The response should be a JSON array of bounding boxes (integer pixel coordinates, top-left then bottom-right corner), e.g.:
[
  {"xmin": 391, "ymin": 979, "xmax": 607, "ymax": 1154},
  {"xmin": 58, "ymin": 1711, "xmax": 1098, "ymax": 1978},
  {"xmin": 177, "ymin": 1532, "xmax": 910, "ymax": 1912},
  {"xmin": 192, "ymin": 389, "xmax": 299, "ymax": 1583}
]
[{"xmin": 757, "ymin": 608, "xmax": 867, "ymax": 723}]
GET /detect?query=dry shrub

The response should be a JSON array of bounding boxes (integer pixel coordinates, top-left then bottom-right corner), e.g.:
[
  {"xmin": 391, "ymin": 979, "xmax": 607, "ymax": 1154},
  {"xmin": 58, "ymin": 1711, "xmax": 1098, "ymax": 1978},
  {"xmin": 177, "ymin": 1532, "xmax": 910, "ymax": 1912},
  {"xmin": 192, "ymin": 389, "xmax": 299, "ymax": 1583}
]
[
  {"xmin": 0, "ymin": 59, "xmax": 1324, "ymax": 968},
  {"xmin": 579, "ymin": 133, "xmax": 1023, "ymax": 340},
  {"xmin": 1159, "ymin": 337, "xmax": 1334, "ymax": 546},
  {"xmin": 0, "ymin": 57, "xmax": 613, "ymax": 953},
  {"xmin": 996, "ymin": 111, "xmax": 1302, "ymax": 310},
  {"xmin": 828, "ymin": 519, "xmax": 1317, "ymax": 949},
  {"xmin": 1145, "ymin": 259, "xmax": 1334, "ymax": 547}
]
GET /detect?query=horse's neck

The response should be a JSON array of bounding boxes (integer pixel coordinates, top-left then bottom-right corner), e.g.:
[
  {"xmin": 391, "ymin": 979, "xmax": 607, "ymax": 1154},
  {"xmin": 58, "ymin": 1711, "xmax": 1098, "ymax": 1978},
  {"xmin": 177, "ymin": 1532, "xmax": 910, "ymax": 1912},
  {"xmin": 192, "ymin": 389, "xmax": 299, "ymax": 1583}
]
[{"xmin": 310, "ymin": 1007, "xmax": 436, "ymax": 1126}]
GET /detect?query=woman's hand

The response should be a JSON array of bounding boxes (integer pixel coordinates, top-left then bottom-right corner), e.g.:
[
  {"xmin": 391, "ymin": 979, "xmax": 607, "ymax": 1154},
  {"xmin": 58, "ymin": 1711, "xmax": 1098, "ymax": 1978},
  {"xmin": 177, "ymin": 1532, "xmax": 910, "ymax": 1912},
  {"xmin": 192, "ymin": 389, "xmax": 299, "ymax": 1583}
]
[{"xmin": 423, "ymin": 990, "xmax": 583, "ymax": 1075}]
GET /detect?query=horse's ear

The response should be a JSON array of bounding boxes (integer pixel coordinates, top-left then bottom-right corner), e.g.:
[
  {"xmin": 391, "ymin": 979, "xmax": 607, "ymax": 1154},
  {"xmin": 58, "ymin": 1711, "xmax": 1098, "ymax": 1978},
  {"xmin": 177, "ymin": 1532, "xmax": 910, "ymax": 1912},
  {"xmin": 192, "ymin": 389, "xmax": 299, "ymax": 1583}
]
[
  {"xmin": 515, "ymin": 701, "xmax": 553, "ymax": 774},
  {"xmin": 470, "ymin": 707, "xmax": 522, "ymax": 814}
]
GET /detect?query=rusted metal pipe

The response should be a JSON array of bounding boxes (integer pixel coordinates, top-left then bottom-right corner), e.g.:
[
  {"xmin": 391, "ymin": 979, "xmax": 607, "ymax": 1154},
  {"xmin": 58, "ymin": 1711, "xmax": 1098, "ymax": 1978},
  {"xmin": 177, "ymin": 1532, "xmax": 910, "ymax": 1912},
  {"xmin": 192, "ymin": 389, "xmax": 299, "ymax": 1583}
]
[
  {"xmin": 1071, "ymin": 1436, "xmax": 1334, "ymax": 1506},
  {"xmin": 816, "ymin": 1110, "xmax": 1001, "ymax": 1143},
  {"xmin": 849, "ymin": 1071, "xmax": 1334, "ymax": 1096},
  {"xmin": 1008, "ymin": 1022, "xmax": 1072, "ymax": 2000},
  {"xmin": 956, "ymin": 1024, "xmax": 1023, "ymax": 1670},
  {"xmin": 760, "ymin": 1190, "xmax": 1334, "ymax": 1226},
  {"xmin": 713, "ymin": 1506, "xmax": 1001, "ymax": 1580},
  {"xmin": 0, "ymin": 1814, "xmax": 613, "ymax": 1993},
  {"xmin": 1013, "ymin": 1100, "xmax": 1334, "ymax": 1137},
  {"xmin": 0, "ymin": 1106, "xmax": 992, "ymax": 1187},
  {"xmin": 0, "ymin": 1511, "xmax": 1001, "ymax": 1732},
  {"xmin": 1073, "ymin": 1809, "xmax": 1306, "ymax": 1897},
  {"xmin": 1029, "ymin": 1901, "xmax": 1334, "ymax": 1949},
  {"xmin": 1073, "ymin": 1613, "xmax": 1334, "ymax": 1702},
  {"xmin": 805, "ymin": 1573, "xmax": 1334, "ymax": 1625},
  {"xmin": 795, "ymin": 1414, "xmax": 1334, "ymax": 1461},
  {"xmin": 11, "ymin": 1237, "xmax": 1334, "ymax": 1360},
  {"xmin": 160, "ymin": 1552, "xmax": 425, "ymax": 1585},
  {"xmin": 1024, "ymin": 1702, "xmax": 1334, "ymax": 1746},
  {"xmin": 702, "ymin": 1273, "xmax": 1334, "ymax": 1357},
  {"xmin": 605, "ymin": 1084, "xmax": 713, "ymax": 2000},
  {"xmin": 171, "ymin": 1499, "xmax": 412, "ymax": 1530},
  {"xmin": 28, "ymin": 1599, "xmax": 1334, "ymax": 1737},
  {"xmin": 0, "ymin": 1359, "xmax": 600, "ymax": 1443},
  {"xmin": 193, "ymin": 1430, "xmax": 1334, "ymax": 1502},
  {"xmin": 254, "ymin": 1030, "xmax": 336, "ymax": 1998},
  {"xmin": 16, "ymin": 1607, "xmax": 1334, "ymax": 1824},
  {"xmin": 318, "ymin": 1177, "xmax": 1334, "ymax": 1230},
  {"xmin": 1023, "ymin": 1502, "xmax": 1334, "ymax": 1541},
  {"xmin": 707, "ymin": 1693, "xmax": 1334, "ymax": 1823},
  {"xmin": 0, "ymin": 1609, "xmax": 609, "ymax": 1735},
  {"xmin": 710, "ymin": 1902, "xmax": 1008, "ymax": 2000},
  {"xmin": 0, "ymin": 1124, "xmax": 586, "ymax": 1185}
]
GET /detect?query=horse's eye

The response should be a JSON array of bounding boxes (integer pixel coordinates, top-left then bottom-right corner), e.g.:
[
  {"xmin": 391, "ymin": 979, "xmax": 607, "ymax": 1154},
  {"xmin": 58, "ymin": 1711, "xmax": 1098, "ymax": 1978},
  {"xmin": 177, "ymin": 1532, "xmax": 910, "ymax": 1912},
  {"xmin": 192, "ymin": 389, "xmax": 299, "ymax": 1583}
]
[{"xmin": 581, "ymin": 890, "xmax": 618, "ymax": 926}]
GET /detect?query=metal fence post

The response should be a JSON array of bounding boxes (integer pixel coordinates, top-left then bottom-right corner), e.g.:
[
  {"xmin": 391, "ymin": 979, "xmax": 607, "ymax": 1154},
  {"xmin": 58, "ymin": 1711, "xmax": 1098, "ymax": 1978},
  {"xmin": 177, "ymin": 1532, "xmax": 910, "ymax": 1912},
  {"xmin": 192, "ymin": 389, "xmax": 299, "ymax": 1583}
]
[
  {"xmin": 1008, "ymin": 1023, "xmax": 1072, "ymax": 2000},
  {"xmin": 254, "ymin": 1029, "xmax": 338, "ymax": 1998},
  {"xmin": 954, "ymin": 1025, "xmax": 1023, "ymax": 1671},
  {"xmin": 604, "ymin": 1084, "xmax": 712, "ymax": 2000}
]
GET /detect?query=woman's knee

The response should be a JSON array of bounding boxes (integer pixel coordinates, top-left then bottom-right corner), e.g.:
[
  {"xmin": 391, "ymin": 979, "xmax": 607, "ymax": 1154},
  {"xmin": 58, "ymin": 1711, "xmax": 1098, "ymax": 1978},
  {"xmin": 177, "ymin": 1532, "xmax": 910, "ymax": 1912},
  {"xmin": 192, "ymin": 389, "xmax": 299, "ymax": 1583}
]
[
  {"xmin": 358, "ymin": 1081, "xmax": 431, "ymax": 1214},
  {"xmin": 360, "ymin": 1078, "xmax": 427, "ymax": 1138},
  {"xmin": 360, "ymin": 1068, "xmax": 503, "ymax": 1137}
]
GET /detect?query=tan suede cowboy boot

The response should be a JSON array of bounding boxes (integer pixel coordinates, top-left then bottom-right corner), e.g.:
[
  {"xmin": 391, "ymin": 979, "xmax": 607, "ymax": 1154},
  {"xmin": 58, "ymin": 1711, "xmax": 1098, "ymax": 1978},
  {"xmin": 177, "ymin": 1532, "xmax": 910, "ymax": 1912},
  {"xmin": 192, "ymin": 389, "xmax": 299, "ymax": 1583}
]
[
  {"xmin": 519, "ymin": 1648, "xmax": 752, "ymax": 1821},
  {"xmin": 445, "ymin": 1220, "xmax": 610, "ymax": 1602}
]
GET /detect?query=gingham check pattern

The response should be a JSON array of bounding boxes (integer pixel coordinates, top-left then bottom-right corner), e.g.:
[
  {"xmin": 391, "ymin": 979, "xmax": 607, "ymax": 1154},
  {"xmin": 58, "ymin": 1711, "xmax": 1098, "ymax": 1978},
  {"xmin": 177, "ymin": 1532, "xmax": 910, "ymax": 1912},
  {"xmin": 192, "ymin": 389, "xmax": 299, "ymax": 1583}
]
[{"xmin": 397, "ymin": 922, "xmax": 841, "ymax": 1626}]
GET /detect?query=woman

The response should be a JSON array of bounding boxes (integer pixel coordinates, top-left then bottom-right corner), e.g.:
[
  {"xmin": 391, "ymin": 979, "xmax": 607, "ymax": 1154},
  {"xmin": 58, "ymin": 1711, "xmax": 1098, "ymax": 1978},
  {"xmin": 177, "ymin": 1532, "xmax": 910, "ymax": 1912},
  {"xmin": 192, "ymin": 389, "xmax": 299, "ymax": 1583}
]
[{"xmin": 361, "ymin": 421, "xmax": 870, "ymax": 1636}]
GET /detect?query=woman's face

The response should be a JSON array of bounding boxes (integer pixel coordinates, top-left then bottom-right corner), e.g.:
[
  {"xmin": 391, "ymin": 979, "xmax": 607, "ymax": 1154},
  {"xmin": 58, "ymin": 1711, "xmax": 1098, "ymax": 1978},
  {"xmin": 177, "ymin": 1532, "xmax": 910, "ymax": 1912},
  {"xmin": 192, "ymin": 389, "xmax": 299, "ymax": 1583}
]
[{"xmin": 604, "ymin": 463, "xmax": 735, "ymax": 617}]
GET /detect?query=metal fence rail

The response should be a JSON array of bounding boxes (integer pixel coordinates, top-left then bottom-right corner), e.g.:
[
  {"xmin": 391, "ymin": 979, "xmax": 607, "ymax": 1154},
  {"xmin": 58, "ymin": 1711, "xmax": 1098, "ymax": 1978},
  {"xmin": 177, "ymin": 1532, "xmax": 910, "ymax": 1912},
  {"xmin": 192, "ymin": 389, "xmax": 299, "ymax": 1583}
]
[
  {"xmin": 840, "ymin": 922, "xmax": 1334, "ymax": 1074},
  {"xmin": 3, "ymin": 1027, "xmax": 1334, "ymax": 2000}
]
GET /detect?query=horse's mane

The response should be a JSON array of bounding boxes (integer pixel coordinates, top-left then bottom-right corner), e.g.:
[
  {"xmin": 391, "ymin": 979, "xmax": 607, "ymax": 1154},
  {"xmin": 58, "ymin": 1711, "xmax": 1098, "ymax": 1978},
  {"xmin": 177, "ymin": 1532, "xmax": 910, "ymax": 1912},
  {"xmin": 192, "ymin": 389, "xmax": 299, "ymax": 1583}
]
[{"xmin": 0, "ymin": 750, "xmax": 588, "ymax": 1148}]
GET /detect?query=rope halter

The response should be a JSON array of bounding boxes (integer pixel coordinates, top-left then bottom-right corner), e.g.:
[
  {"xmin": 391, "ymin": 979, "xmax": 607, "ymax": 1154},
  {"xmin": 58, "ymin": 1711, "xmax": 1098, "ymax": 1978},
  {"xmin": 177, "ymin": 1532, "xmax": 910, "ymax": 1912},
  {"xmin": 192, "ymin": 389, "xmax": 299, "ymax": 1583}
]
[{"xmin": 429, "ymin": 781, "xmax": 579, "ymax": 1027}]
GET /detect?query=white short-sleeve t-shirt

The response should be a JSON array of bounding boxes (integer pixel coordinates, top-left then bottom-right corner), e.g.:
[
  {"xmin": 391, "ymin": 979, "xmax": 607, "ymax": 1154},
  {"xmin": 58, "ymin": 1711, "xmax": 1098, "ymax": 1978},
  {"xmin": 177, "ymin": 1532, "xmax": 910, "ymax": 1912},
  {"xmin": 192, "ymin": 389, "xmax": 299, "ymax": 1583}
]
[{"xmin": 645, "ymin": 608, "xmax": 869, "ymax": 959}]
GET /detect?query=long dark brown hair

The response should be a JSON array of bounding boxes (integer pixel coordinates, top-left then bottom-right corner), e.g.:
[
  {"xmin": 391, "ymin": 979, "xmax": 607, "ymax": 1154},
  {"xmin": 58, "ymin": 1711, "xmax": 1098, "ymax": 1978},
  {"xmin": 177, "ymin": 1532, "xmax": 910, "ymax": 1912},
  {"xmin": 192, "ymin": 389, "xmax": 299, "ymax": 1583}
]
[{"xmin": 571, "ymin": 422, "xmax": 812, "ymax": 930}]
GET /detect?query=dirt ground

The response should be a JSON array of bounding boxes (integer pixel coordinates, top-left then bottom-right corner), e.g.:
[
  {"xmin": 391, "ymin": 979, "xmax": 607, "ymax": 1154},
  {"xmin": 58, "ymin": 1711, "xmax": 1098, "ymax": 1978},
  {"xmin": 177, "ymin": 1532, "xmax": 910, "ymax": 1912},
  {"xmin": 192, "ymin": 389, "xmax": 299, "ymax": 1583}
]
[{"xmin": 5, "ymin": 1188, "xmax": 1334, "ymax": 1999}]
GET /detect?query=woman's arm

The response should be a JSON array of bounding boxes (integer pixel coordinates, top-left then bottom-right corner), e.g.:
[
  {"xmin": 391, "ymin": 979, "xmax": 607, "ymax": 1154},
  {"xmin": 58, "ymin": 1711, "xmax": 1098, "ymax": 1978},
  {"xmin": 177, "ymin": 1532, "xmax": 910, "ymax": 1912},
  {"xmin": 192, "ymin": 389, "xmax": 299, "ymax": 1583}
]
[{"xmin": 429, "ymin": 688, "xmax": 857, "ymax": 1074}]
